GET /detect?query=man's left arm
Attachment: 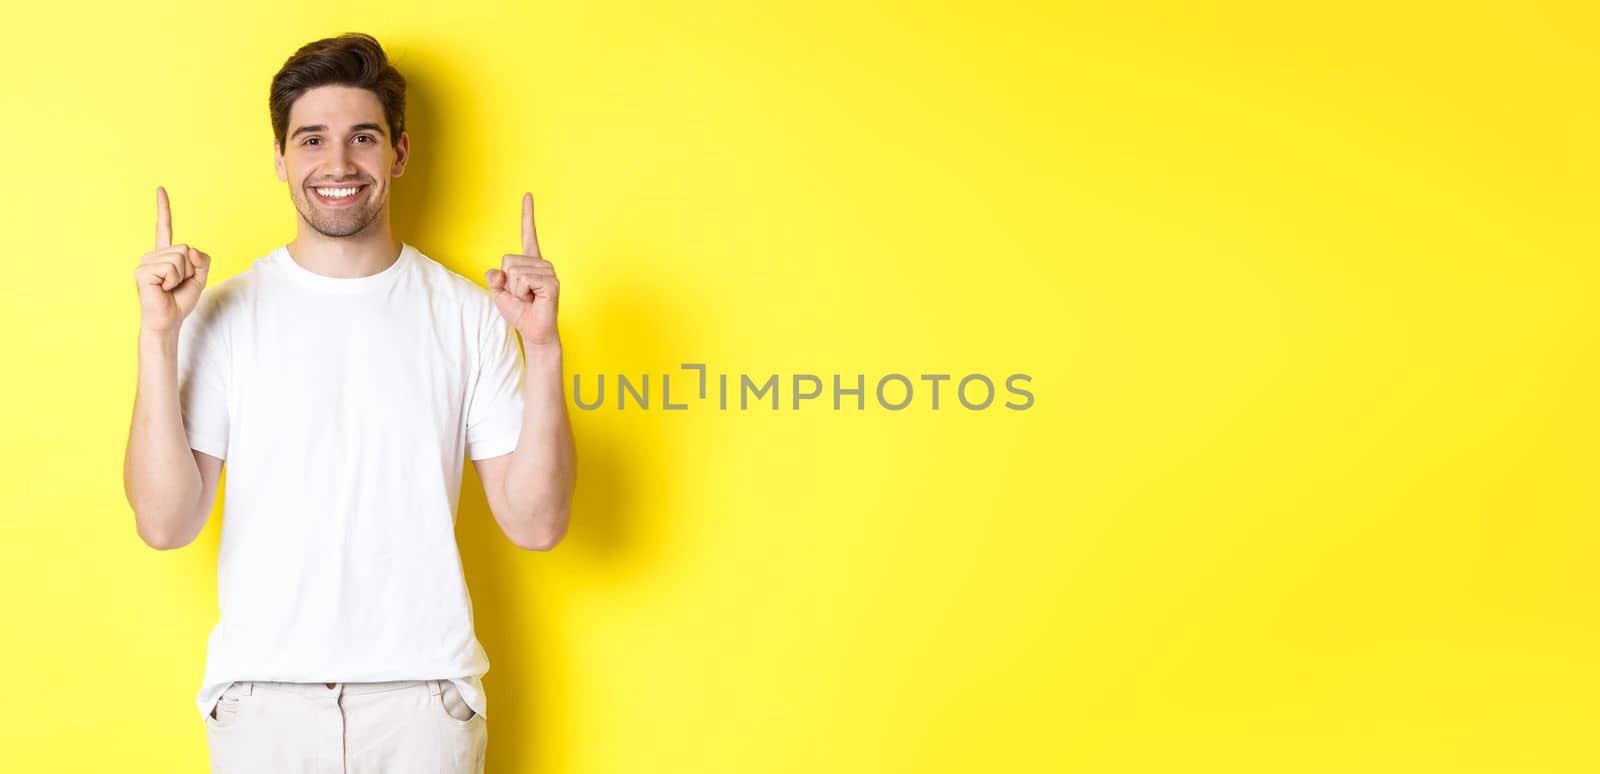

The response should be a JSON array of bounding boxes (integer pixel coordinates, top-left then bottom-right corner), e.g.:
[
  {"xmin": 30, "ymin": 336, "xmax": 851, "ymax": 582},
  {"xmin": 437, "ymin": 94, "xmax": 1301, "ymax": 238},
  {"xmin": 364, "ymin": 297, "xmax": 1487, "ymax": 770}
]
[{"xmin": 475, "ymin": 192, "xmax": 577, "ymax": 551}]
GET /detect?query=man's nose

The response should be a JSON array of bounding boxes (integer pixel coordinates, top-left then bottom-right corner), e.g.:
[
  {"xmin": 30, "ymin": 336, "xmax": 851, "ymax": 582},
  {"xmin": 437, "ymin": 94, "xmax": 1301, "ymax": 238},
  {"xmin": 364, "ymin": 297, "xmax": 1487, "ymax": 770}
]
[{"xmin": 329, "ymin": 146, "xmax": 358, "ymax": 177}]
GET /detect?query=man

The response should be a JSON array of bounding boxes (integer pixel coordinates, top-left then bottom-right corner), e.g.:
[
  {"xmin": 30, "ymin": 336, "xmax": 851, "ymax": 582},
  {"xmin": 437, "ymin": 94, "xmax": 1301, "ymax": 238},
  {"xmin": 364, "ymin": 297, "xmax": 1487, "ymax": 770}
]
[{"xmin": 121, "ymin": 32, "xmax": 576, "ymax": 773}]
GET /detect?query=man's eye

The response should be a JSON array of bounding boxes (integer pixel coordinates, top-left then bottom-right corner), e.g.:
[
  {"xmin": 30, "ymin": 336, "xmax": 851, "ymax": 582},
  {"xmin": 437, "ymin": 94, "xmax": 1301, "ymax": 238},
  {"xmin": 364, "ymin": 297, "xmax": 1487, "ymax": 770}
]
[
  {"xmin": 355, "ymin": 135, "xmax": 374, "ymax": 144},
  {"xmin": 302, "ymin": 137, "xmax": 320, "ymax": 146}
]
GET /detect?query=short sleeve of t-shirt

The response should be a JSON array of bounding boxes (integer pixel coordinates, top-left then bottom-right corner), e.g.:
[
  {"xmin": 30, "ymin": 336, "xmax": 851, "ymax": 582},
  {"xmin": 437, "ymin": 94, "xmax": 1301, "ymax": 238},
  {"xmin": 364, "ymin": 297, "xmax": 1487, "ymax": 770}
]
[
  {"xmin": 465, "ymin": 307, "xmax": 525, "ymax": 460},
  {"xmin": 176, "ymin": 288, "xmax": 231, "ymax": 460}
]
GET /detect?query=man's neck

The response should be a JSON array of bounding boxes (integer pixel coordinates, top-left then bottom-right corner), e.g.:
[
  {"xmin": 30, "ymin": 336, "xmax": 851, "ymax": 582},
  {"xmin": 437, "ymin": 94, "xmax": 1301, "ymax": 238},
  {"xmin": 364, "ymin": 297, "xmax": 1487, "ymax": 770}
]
[{"xmin": 287, "ymin": 219, "xmax": 403, "ymax": 279}]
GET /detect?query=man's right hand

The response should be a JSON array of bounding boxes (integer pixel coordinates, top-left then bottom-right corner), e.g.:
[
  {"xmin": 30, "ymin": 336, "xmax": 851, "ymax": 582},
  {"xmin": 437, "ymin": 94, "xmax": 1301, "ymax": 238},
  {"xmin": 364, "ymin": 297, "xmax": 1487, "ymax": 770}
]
[{"xmin": 135, "ymin": 186, "xmax": 211, "ymax": 334}]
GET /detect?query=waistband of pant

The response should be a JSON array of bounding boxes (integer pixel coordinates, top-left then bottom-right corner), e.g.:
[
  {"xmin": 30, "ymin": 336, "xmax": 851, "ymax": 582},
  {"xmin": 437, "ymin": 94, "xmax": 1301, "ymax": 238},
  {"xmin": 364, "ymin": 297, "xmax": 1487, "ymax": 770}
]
[{"xmin": 233, "ymin": 679, "xmax": 444, "ymax": 697}]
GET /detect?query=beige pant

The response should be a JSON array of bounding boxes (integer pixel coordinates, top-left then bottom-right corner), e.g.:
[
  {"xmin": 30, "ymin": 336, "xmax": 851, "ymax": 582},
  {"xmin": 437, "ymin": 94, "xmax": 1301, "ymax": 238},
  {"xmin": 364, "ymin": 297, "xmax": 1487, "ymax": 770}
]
[{"xmin": 204, "ymin": 679, "xmax": 487, "ymax": 773}]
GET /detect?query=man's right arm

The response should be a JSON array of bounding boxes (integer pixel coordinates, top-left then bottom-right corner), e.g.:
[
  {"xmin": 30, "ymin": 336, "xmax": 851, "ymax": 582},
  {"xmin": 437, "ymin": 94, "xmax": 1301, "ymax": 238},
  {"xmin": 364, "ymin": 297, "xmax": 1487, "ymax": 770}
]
[
  {"xmin": 124, "ymin": 186, "xmax": 219, "ymax": 550},
  {"xmin": 124, "ymin": 328, "xmax": 222, "ymax": 550}
]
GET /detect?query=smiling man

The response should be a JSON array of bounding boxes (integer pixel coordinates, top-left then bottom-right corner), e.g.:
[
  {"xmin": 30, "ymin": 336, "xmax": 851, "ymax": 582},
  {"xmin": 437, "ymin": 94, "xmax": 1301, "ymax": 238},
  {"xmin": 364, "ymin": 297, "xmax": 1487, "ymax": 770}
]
[{"xmin": 121, "ymin": 32, "xmax": 576, "ymax": 773}]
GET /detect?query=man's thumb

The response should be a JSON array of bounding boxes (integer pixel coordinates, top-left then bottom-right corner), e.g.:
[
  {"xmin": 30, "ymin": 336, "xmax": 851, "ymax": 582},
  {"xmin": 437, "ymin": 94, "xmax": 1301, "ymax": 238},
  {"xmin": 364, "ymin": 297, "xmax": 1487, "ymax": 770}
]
[{"xmin": 191, "ymin": 247, "xmax": 212, "ymax": 287}]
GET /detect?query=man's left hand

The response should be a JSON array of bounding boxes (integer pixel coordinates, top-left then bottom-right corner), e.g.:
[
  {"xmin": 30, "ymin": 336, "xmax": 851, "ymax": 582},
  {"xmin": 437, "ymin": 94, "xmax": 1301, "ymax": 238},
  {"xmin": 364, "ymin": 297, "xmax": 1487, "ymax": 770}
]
[{"xmin": 486, "ymin": 192, "xmax": 560, "ymax": 348}]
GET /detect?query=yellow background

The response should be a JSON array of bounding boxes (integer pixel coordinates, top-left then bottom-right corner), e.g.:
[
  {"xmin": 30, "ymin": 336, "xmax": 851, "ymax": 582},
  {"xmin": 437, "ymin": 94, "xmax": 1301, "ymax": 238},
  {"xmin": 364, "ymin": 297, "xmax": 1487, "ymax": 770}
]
[{"xmin": 2, "ymin": 1, "xmax": 1596, "ymax": 771}]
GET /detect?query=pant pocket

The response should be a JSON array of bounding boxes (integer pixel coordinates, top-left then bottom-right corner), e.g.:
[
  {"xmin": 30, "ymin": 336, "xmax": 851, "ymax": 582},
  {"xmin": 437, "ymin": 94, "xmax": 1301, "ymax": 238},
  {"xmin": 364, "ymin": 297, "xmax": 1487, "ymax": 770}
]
[
  {"xmin": 437, "ymin": 681, "xmax": 478, "ymax": 724},
  {"xmin": 205, "ymin": 682, "xmax": 246, "ymax": 729}
]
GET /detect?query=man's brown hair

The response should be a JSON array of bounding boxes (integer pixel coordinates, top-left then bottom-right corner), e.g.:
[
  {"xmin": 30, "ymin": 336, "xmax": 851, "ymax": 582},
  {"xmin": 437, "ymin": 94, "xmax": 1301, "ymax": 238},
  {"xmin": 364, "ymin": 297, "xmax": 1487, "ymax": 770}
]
[{"xmin": 269, "ymin": 32, "xmax": 406, "ymax": 152}]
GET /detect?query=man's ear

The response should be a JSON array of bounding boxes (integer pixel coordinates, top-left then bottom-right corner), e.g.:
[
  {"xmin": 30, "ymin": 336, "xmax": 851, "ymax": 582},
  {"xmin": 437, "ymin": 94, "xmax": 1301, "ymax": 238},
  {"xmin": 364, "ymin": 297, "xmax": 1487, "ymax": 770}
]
[
  {"xmin": 274, "ymin": 141, "xmax": 288, "ymax": 182},
  {"xmin": 391, "ymin": 131, "xmax": 410, "ymax": 178}
]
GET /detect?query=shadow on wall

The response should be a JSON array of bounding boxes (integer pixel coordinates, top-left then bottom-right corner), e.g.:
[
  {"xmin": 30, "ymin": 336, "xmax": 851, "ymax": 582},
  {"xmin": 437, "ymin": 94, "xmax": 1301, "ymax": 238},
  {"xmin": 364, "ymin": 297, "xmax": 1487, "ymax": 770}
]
[
  {"xmin": 454, "ymin": 269, "xmax": 686, "ymax": 772},
  {"xmin": 390, "ymin": 56, "xmax": 694, "ymax": 772},
  {"xmin": 387, "ymin": 49, "xmax": 447, "ymax": 253}
]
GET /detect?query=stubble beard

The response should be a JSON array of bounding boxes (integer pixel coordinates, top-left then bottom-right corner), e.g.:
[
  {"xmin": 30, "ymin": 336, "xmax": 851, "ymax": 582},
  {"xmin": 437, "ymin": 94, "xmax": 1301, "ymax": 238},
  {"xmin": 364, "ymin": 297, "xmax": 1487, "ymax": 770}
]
[{"xmin": 296, "ymin": 186, "xmax": 384, "ymax": 238}]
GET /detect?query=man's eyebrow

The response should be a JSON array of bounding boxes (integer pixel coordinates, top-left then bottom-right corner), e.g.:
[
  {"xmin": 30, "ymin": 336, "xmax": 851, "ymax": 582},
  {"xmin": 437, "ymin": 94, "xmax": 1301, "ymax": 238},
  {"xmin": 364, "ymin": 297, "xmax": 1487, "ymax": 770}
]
[{"xmin": 289, "ymin": 122, "xmax": 387, "ymax": 140}]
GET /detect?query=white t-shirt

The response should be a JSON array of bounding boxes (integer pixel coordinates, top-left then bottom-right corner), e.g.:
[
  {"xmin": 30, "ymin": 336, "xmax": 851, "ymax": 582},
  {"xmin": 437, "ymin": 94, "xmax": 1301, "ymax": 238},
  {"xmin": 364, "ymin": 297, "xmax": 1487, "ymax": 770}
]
[{"xmin": 178, "ymin": 242, "xmax": 524, "ymax": 722}]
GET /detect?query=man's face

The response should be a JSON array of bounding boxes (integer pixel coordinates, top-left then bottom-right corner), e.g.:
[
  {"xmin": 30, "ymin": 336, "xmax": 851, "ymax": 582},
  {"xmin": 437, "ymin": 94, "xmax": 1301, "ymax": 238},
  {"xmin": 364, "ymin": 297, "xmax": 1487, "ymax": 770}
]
[{"xmin": 274, "ymin": 85, "xmax": 409, "ymax": 238}]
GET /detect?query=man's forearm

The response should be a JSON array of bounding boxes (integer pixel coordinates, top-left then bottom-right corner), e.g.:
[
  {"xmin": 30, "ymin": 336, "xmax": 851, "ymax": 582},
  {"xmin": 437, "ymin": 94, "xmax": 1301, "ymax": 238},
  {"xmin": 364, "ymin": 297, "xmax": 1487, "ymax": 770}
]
[
  {"xmin": 501, "ymin": 340, "xmax": 577, "ymax": 548},
  {"xmin": 125, "ymin": 328, "xmax": 205, "ymax": 548}
]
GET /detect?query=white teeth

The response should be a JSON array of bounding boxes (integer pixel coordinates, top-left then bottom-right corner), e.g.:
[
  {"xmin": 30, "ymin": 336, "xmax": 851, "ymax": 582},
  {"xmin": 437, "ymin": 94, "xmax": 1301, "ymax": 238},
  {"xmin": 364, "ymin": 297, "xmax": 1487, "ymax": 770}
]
[{"xmin": 315, "ymin": 186, "xmax": 361, "ymax": 199}]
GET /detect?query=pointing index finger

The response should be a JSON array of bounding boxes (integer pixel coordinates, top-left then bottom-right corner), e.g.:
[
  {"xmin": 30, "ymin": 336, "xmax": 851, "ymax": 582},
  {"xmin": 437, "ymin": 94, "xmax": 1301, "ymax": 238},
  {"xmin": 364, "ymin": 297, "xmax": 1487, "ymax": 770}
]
[
  {"xmin": 156, "ymin": 186, "xmax": 172, "ymax": 249},
  {"xmin": 521, "ymin": 192, "xmax": 540, "ymax": 258}
]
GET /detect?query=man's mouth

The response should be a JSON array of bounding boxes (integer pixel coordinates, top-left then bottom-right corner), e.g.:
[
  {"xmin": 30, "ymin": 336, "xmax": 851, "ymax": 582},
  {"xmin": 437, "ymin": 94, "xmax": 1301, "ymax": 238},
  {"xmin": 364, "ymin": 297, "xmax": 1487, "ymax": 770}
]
[{"xmin": 310, "ymin": 184, "xmax": 368, "ymax": 207}]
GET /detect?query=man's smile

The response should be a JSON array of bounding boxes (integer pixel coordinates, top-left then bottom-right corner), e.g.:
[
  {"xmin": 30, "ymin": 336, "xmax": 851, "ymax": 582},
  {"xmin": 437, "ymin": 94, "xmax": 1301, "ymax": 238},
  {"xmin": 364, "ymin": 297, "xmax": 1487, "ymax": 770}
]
[{"xmin": 310, "ymin": 184, "xmax": 368, "ymax": 206}]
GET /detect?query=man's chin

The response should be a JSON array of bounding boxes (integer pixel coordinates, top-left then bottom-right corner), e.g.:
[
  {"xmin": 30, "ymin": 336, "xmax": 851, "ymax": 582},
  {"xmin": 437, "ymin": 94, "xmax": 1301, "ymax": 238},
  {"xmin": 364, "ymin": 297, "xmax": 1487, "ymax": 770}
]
[
  {"xmin": 316, "ymin": 223, "xmax": 368, "ymax": 238},
  {"xmin": 298, "ymin": 206, "xmax": 376, "ymax": 238},
  {"xmin": 306, "ymin": 218, "xmax": 365, "ymax": 238}
]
